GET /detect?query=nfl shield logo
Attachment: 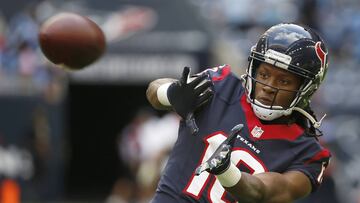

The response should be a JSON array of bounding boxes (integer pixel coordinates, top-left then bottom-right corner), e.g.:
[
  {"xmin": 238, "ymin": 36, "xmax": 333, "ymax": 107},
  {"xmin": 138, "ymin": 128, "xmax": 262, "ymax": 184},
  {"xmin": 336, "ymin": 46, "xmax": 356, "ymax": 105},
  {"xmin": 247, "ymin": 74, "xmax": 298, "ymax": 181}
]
[{"xmin": 251, "ymin": 126, "xmax": 264, "ymax": 138}]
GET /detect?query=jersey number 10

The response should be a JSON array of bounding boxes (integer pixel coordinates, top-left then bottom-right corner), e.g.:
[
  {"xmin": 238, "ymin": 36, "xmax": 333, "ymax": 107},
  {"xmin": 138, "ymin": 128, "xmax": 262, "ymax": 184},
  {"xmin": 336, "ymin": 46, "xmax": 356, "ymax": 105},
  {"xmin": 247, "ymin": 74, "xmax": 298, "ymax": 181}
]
[{"xmin": 184, "ymin": 133, "xmax": 266, "ymax": 202}]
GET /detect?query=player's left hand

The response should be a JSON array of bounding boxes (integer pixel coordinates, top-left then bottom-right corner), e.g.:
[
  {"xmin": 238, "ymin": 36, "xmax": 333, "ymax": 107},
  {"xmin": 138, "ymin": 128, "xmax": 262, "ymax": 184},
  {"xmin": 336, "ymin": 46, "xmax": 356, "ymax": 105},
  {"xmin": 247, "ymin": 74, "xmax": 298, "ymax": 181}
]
[
  {"xmin": 168, "ymin": 67, "xmax": 213, "ymax": 134},
  {"xmin": 195, "ymin": 124, "xmax": 244, "ymax": 175}
]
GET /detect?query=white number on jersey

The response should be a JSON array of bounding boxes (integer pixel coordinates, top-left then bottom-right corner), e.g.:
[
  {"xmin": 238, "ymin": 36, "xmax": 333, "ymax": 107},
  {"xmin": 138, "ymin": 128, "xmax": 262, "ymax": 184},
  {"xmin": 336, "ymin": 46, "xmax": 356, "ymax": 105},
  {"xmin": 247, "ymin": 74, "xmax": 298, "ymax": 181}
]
[{"xmin": 184, "ymin": 133, "xmax": 266, "ymax": 202}]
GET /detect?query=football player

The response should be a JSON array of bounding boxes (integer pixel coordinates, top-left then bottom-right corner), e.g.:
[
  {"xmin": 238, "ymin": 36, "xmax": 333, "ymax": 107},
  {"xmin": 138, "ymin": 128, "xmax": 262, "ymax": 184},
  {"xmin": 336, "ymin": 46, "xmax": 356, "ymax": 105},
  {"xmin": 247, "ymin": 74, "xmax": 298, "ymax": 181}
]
[{"xmin": 146, "ymin": 23, "xmax": 331, "ymax": 203}]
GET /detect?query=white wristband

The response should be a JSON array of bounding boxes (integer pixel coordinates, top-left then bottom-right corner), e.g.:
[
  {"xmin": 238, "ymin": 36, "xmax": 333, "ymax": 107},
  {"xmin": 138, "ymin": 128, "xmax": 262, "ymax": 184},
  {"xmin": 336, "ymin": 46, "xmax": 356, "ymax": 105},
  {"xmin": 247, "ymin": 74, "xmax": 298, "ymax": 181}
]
[
  {"xmin": 156, "ymin": 82, "xmax": 173, "ymax": 106},
  {"xmin": 216, "ymin": 163, "xmax": 242, "ymax": 187}
]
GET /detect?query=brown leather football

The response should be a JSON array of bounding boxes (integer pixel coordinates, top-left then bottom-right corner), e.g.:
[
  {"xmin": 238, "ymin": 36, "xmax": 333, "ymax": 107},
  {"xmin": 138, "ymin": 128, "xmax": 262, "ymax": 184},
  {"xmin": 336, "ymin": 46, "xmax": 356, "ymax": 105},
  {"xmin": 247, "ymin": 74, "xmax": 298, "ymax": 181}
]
[{"xmin": 39, "ymin": 12, "xmax": 106, "ymax": 70}]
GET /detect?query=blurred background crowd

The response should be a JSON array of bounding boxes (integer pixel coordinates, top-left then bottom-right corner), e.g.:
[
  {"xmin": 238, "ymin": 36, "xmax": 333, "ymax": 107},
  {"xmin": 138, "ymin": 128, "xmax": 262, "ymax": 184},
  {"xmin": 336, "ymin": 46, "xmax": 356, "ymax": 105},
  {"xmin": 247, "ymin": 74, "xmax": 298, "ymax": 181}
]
[{"xmin": 0, "ymin": 0, "xmax": 359, "ymax": 202}]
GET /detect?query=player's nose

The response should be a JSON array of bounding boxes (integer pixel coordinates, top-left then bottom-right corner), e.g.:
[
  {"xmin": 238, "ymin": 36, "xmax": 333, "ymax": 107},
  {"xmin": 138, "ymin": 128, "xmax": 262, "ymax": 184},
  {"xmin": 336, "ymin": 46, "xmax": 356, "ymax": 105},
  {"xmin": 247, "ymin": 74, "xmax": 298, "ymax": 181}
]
[{"xmin": 261, "ymin": 83, "xmax": 277, "ymax": 94}]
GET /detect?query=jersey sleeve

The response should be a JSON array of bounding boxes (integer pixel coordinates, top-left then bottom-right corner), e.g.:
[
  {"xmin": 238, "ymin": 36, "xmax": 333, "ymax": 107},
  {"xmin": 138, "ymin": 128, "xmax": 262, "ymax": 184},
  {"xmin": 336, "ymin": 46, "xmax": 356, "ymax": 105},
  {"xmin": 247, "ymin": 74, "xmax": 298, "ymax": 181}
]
[
  {"xmin": 286, "ymin": 138, "xmax": 331, "ymax": 192},
  {"xmin": 196, "ymin": 64, "xmax": 232, "ymax": 82}
]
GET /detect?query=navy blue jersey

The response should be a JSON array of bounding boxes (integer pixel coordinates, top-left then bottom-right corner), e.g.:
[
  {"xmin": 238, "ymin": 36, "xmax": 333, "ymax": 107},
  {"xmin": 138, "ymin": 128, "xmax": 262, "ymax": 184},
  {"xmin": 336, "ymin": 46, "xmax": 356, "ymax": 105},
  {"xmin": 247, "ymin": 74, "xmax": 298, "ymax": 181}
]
[{"xmin": 151, "ymin": 65, "xmax": 331, "ymax": 203}]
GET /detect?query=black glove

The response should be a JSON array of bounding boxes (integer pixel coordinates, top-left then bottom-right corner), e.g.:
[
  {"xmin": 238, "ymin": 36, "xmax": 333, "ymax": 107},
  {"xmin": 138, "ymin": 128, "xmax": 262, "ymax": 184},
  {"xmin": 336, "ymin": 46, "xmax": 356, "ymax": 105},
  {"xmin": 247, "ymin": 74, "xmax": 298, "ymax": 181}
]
[
  {"xmin": 167, "ymin": 67, "xmax": 213, "ymax": 135},
  {"xmin": 195, "ymin": 124, "xmax": 244, "ymax": 175}
]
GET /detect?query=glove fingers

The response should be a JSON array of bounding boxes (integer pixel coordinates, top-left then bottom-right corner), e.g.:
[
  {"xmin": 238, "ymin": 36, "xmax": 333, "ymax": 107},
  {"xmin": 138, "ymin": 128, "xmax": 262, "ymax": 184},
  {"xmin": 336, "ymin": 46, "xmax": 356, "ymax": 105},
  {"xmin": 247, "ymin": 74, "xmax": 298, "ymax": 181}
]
[
  {"xmin": 203, "ymin": 143, "xmax": 232, "ymax": 175},
  {"xmin": 194, "ymin": 80, "xmax": 213, "ymax": 95},
  {"xmin": 189, "ymin": 73, "xmax": 208, "ymax": 87},
  {"xmin": 181, "ymin": 67, "xmax": 191, "ymax": 84},
  {"xmin": 196, "ymin": 90, "xmax": 213, "ymax": 107}
]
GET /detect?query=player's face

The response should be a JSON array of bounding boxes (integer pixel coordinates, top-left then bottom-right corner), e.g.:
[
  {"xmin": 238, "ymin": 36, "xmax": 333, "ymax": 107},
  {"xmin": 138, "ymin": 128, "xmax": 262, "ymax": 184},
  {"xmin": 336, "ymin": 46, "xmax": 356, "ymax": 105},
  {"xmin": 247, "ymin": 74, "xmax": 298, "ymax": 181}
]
[{"xmin": 254, "ymin": 63, "xmax": 302, "ymax": 108}]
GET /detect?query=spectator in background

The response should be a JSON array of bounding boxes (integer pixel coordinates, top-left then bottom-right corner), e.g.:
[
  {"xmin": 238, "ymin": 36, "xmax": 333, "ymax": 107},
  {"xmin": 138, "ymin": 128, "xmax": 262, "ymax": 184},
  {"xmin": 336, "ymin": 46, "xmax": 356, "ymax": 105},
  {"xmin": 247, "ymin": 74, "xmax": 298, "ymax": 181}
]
[
  {"xmin": 1, "ymin": 6, "xmax": 39, "ymax": 75},
  {"xmin": 0, "ymin": 4, "xmax": 66, "ymax": 103},
  {"xmin": 0, "ymin": 13, "xmax": 6, "ymax": 75},
  {"xmin": 107, "ymin": 108, "xmax": 179, "ymax": 203}
]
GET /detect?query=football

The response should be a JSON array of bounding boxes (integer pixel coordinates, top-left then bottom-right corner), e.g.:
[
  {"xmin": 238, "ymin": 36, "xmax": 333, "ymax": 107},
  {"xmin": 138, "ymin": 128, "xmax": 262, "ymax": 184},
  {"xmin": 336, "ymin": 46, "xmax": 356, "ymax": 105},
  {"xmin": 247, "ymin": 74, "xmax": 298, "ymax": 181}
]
[{"xmin": 38, "ymin": 12, "xmax": 106, "ymax": 70}]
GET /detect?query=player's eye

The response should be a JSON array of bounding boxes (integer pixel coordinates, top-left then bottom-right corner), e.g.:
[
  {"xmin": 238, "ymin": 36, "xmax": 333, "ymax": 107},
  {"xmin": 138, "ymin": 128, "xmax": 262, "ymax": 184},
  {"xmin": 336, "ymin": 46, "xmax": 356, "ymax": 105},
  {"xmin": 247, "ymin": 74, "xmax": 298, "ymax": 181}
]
[
  {"xmin": 278, "ymin": 78, "xmax": 291, "ymax": 85},
  {"xmin": 257, "ymin": 71, "xmax": 269, "ymax": 80}
]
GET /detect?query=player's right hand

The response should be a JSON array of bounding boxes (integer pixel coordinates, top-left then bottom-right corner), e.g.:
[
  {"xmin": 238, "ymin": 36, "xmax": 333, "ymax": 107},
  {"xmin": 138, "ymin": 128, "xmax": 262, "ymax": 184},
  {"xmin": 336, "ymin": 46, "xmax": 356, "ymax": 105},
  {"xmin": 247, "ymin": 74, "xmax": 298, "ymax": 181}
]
[
  {"xmin": 167, "ymin": 67, "xmax": 213, "ymax": 133},
  {"xmin": 195, "ymin": 124, "xmax": 244, "ymax": 175}
]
